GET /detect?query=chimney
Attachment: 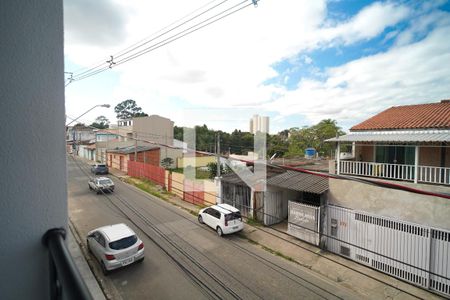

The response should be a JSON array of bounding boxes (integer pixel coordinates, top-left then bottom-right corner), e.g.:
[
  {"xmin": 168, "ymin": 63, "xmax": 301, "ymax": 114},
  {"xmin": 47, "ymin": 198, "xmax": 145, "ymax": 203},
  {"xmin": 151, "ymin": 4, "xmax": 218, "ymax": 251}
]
[{"xmin": 441, "ymin": 99, "xmax": 450, "ymax": 103}]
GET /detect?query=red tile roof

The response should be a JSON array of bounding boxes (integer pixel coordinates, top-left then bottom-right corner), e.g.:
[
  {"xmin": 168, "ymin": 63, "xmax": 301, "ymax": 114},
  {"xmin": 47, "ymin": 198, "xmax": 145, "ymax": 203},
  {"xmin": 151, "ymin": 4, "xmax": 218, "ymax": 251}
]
[{"xmin": 351, "ymin": 100, "xmax": 450, "ymax": 131}]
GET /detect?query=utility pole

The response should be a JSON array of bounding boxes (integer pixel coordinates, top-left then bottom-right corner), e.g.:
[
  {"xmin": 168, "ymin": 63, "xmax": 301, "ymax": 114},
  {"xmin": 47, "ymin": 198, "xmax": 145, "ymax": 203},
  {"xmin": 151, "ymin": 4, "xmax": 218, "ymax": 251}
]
[{"xmin": 216, "ymin": 132, "xmax": 221, "ymax": 177}]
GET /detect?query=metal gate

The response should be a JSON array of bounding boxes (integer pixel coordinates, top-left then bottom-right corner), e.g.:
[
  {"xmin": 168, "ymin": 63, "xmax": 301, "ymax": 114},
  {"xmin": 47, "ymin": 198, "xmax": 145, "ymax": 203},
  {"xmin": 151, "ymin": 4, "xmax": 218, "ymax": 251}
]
[
  {"xmin": 264, "ymin": 191, "xmax": 286, "ymax": 226},
  {"xmin": 326, "ymin": 205, "xmax": 450, "ymax": 297},
  {"xmin": 287, "ymin": 201, "xmax": 320, "ymax": 245}
]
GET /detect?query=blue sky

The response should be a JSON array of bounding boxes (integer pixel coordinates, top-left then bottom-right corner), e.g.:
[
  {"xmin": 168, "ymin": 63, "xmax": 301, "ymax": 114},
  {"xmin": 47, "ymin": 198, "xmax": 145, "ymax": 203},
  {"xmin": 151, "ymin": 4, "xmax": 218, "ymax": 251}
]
[{"xmin": 64, "ymin": 0, "xmax": 450, "ymax": 133}]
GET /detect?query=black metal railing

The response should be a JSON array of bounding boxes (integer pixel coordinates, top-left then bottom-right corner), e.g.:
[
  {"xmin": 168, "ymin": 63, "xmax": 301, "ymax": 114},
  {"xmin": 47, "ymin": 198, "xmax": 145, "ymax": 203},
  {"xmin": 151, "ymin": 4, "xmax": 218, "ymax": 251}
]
[{"xmin": 42, "ymin": 228, "xmax": 93, "ymax": 300}]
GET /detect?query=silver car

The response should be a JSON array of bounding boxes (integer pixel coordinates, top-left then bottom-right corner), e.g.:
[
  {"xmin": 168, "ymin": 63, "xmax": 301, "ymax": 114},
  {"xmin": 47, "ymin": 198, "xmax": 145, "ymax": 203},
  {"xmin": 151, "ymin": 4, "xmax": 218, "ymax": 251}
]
[
  {"xmin": 87, "ymin": 223, "xmax": 144, "ymax": 275},
  {"xmin": 88, "ymin": 177, "xmax": 114, "ymax": 194}
]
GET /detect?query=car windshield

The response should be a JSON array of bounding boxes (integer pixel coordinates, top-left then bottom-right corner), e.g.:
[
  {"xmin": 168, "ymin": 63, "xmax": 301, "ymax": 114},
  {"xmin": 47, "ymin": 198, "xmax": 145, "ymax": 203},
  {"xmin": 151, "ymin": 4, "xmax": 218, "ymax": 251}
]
[
  {"xmin": 97, "ymin": 164, "xmax": 106, "ymax": 168},
  {"xmin": 99, "ymin": 179, "xmax": 112, "ymax": 185},
  {"xmin": 225, "ymin": 211, "xmax": 242, "ymax": 221},
  {"xmin": 109, "ymin": 235, "xmax": 138, "ymax": 250}
]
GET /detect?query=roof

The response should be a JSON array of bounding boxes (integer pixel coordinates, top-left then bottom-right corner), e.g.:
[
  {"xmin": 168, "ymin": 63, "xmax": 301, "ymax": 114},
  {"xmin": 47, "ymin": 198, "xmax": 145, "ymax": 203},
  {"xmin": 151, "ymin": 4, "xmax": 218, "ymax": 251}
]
[
  {"xmin": 326, "ymin": 130, "xmax": 450, "ymax": 143},
  {"xmin": 97, "ymin": 223, "xmax": 135, "ymax": 242},
  {"xmin": 221, "ymin": 168, "xmax": 328, "ymax": 194},
  {"xmin": 351, "ymin": 101, "xmax": 450, "ymax": 131},
  {"xmin": 107, "ymin": 145, "xmax": 159, "ymax": 154},
  {"xmin": 267, "ymin": 170, "xmax": 329, "ymax": 194},
  {"xmin": 212, "ymin": 203, "xmax": 240, "ymax": 214},
  {"xmin": 220, "ymin": 168, "xmax": 283, "ymax": 185}
]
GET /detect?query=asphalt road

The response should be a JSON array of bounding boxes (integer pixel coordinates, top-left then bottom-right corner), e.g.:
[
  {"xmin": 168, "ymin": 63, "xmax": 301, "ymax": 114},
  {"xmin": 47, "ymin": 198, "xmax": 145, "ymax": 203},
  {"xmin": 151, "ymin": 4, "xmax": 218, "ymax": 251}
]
[{"xmin": 68, "ymin": 157, "xmax": 359, "ymax": 300}]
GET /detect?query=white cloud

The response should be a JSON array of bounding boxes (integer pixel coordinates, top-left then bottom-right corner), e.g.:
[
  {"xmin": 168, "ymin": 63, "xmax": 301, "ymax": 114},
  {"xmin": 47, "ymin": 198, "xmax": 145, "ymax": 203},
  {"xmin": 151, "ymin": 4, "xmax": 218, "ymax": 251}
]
[
  {"xmin": 317, "ymin": 2, "xmax": 410, "ymax": 46},
  {"xmin": 64, "ymin": 0, "xmax": 449, "ymax": 133},
  {"xmin": 264, "ymin": 24, "xmax": 450, "ymax": 129}
]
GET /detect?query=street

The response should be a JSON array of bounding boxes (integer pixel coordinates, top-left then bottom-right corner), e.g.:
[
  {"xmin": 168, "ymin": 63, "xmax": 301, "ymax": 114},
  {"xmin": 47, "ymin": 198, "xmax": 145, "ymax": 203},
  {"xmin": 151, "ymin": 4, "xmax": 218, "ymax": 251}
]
[{"xmin": 68, "ymin": 157, "xmax": 359, "ymax": 300}]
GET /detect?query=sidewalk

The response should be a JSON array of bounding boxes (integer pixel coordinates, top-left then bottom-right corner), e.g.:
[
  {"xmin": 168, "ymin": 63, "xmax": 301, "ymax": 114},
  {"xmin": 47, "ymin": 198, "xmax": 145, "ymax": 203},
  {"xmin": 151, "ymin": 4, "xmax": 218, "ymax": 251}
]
[
  {"xmin": 68, "ymin": 222, "xmax": 106, "ymax": 300},
  {"xmin": 107, "ymin": 167, "xmax": 443, "ymax": 300}
]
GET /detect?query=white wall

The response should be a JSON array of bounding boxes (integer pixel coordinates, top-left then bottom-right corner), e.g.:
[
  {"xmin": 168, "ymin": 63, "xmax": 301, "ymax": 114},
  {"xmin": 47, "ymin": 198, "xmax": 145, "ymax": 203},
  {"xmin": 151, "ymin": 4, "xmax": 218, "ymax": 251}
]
[
  {"xmin": 328, "ymin": 178, "xmax": 450, "ymax": 230},
  {"xmin": 0, "ymin": 1, "xmax": 66, "ymax": 298}
]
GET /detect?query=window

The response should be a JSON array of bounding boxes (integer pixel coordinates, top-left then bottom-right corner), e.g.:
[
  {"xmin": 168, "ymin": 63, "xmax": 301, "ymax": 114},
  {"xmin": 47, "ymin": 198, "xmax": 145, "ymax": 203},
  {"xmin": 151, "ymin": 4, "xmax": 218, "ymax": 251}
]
[
  {"xmin": 225, "ymin": 212, "xmax": 242, "ymax": 221},
  {"xmin": 109, "ymin": 235, "xmax": 138, "ymax": 250},
  {"xmin": 208, "ymin": 209, "xmax": 220, "ymax": 219},
  {"xmin": 99, "ymin": 179, "xmax": 112, "ymax": 185},
  {"xmin": 93, "ymin": 232, "xmax": 106, "ymax": 247}
]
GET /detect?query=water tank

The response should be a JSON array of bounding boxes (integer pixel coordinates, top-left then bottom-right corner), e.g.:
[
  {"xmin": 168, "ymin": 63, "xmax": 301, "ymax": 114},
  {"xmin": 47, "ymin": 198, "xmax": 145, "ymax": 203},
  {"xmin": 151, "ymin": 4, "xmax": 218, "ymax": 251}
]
[{"xmin": 305, "ymin": 148, "xmax": 316, "ymax": 158}]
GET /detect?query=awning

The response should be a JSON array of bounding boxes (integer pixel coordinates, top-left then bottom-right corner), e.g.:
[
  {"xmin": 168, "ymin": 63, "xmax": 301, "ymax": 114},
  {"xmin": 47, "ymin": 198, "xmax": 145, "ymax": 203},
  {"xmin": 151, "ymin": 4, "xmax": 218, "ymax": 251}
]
[
  {"xmin": 267, "ymin": 170, "xmax": 328, "ymax": 194},
  {"xmin": 326, "ymin": 130, "xmax": 450, "ymax": 143}
]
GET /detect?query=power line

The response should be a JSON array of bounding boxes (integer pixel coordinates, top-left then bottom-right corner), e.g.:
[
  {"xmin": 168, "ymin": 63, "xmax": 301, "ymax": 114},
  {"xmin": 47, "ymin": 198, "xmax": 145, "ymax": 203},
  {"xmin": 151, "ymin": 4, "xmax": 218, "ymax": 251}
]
[
  {"xmin": 67, "ymin": 0, "xmax": 259, "ymax": 84},
  {"xmin": 71, "ymin": 0, "xmax": 230, "ymax": 79}
]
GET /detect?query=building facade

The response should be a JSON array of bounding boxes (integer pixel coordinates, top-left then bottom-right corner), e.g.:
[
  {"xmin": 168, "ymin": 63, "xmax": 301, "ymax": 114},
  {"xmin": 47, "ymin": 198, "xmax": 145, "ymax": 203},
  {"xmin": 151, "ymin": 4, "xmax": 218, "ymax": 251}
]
[{"xmin": 249, "ymin": 114, "xmax": 270, "ymax": 134}]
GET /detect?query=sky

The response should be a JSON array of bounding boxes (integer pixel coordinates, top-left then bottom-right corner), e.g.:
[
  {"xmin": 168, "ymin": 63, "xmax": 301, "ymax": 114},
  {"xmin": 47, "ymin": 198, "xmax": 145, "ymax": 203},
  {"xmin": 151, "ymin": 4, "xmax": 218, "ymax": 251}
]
[{"xmin": 64, "ymin": 0, "xmax": 450, "ymax": 134}]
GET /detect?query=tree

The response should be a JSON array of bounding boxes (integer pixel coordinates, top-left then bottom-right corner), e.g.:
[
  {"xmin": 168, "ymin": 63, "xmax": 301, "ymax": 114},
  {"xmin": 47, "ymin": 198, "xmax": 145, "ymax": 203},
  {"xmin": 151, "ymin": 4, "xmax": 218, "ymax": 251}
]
[
  {"xmin": 284, "ymin": 119, "xmax": 345, "ymax": 158},
  {"xmin": 161, "ymin": 157, "xmax": 174, "ymax": 169},
  {"xmin": 90, "ymin": 115, "xmax": 110, "ymax": 129},
  {"xmin": 114, "ymin": 99, "xmax": 148, "ymax": 120},
  {"xmin": 206, "ymin": 162, "xmax": 225, "ymax": 179}
]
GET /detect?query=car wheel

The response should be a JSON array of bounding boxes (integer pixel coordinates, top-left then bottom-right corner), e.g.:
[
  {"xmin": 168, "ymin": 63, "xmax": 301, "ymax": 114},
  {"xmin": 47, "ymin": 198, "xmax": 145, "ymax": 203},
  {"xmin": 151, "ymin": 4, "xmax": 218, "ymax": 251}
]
[
  {"xmin": 96, "ymin": 190, "xmax": 101, "ymax": 194},
  {"xmin": 89, "ymin": 185, "xmax": 92, "ymax": 190},
  {"xmin": 216, "ymin": 227, "xmax": 223, "ymax": 237},
  {"xmin": 101, "ymin": 262, "xmax": 109, "ymax": 276},
  {"xmin": 86, "ymin": 240, "xmax": 92, "ymax": 253},
  {"xmin": 198, "ymin": 215, "xmax": 204, "ymax": 224},
  {"xmin": 137, "ymin": 257, "xmax": 144, "ymax": 263}
]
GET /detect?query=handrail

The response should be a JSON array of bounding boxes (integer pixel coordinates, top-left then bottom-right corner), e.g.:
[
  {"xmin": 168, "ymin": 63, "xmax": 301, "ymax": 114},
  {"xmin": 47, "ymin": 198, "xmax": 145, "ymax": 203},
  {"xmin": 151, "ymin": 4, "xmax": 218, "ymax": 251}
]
[{"xmin": 42, "ymin": 228, "xmax": 93, "ymax": 300}]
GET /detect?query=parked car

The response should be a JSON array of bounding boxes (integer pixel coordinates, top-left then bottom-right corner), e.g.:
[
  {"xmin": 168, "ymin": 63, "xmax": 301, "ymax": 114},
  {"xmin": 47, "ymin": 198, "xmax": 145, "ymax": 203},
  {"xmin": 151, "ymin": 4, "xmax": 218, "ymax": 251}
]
[
  {"xmin": 86, "ymin": 223, "xmax": 144, "ymax": 275},
  {"xmin": 91, "ymin": 163, "xmax": 109, "ymax": 175},
  {"xmin": 88, "ymin": 177, "xmax": 115, "ymax": 194},
  {"xmin": 198, "ymin": 203, "xmax": 244, "ymax": 236}
]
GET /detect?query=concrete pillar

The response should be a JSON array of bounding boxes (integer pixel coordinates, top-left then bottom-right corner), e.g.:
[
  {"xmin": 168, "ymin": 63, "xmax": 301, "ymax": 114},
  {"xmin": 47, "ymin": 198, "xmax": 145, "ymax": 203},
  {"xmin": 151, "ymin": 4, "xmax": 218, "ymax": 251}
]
[
  {"xmin": 336, "ymin": 142, "xmax": 341, "ymax": 175},
  {"xmin": 414, "ymin": 146, "xmax": 420, "ymax": 184}
]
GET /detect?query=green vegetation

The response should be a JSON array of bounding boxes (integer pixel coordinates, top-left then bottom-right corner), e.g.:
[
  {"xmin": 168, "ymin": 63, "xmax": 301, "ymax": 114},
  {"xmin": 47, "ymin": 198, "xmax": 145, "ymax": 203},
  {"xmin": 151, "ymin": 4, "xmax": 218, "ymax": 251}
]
[
  {"xmin": 114, "ymin": 99, "xmax": 148, "ymax": 120},
  {"xmin": 170, "ymin": 167, "xmax": 211, "ymax": 180},
  {"xmin": 245, "ymin": 217, "xmax": 263, "ymax": 227},
  {"xmin": 174, "ymin": 119, "xmax": 344, "ymax": 159},
  {"xmin": 261, "ymin": 245, "xmax": 296, "ymax": 263},
  {"xmin": 124, "ymin": 178, "xmax": 171, "ymax": 201},
  {"xmin": 206, "ymin": 162, "xmax": 231, "ymax": 179},
  {"xmin": 90, "ymin": 115, "xmax": 110, "ymax": 129},
  {"xmin": 161, "ymin": 157, "xmax": 174, "ymax": 169}
]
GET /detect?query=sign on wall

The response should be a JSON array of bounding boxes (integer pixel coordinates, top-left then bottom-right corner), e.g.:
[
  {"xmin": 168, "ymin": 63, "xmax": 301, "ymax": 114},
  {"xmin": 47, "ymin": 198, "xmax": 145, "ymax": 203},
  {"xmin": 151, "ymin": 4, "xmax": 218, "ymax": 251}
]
[{"xmin": 287, "ymin": 201, "xmax": 320, "ymax": 245}]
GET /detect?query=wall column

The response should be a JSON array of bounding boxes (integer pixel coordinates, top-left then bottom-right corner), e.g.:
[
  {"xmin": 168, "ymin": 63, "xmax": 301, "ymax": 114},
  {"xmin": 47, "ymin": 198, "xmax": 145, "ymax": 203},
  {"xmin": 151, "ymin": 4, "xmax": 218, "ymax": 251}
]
[
  {"xmin": 336, "ymin": 141, "xmax": 341, "ymax": 175},
  {"xmin": 414, "ymin": 145, "xmax": 419, "ymax": 184}
]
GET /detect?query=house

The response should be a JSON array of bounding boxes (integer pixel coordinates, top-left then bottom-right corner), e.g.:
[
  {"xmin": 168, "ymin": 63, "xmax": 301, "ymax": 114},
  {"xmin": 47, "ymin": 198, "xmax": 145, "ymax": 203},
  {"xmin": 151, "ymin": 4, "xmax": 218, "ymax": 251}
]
[
  {"xmin": 328, "ymin": 100, "xmax": 450, "ymax": 185},
  {"xmin": 106, "ymin": 145, "xmax": 160, "ymax": 172},
  {"xmin": 96, "ymin": 115, "xmax": 182, "ymax": 168},
  {"xmin": 66, "ymin": 124, "xmax": 96, "ymax": 155},
  {"xmin": 220, "ymin": 167, "xmax": 329, "ymax": 245},
  {"xmin": 324, "ymin": 100, "xmax": 450, "ymax": 296}
]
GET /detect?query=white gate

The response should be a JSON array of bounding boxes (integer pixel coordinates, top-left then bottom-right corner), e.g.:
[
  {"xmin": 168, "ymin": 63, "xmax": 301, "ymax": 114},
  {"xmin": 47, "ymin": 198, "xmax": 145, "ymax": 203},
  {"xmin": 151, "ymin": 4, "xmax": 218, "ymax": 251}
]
[
  {"xmin": 287, "ymin": 201, "xmax": 320, "ymax": 245},
  {"xmin": 264, "ymin": 191, "xmax": 286, "ymax": 226},
  {"xmin": 326, "ymin": 205, "xmax": 450, "ymax": 297}
]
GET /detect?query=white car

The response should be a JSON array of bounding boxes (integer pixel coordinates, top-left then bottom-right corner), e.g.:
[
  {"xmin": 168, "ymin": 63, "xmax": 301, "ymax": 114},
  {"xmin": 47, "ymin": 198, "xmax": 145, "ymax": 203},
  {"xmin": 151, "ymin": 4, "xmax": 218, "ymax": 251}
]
[
  {"xmin": 87, "ymin": 223, "xmax": 144, "ymax": 275},
  {"xmin": 88, "ymin": 177, "xmax": 114, "ymax": 194},
  {"xmin": 198, "ymin": 203, "xmax": 244, "ymax": 236}
]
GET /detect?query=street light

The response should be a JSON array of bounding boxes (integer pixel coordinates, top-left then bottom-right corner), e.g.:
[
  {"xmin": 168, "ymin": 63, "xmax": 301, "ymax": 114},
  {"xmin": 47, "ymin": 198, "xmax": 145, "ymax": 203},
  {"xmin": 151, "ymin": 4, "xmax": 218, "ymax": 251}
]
[{"xmin": 65, "ymin": 104, "xmax": 110, "ymax": 126}]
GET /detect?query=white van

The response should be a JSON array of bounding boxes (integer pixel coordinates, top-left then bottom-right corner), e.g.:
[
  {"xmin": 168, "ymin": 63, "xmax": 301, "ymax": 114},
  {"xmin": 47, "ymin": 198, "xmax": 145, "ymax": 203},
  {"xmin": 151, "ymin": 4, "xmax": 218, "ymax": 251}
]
[{"xmin": 198, "ymin": 203, "xmax": 244, "ymax": 236}]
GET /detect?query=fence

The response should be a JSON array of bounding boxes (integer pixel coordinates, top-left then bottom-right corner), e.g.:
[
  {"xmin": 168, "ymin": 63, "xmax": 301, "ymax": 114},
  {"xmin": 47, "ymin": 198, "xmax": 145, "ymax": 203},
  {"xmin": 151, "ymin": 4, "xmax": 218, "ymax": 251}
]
[
  {"xmin": 326, "ymin": 205, "xmax": 450, "ymax": 297},
  {"xmin": 339, "ymin": 161, "xmax": 450, "ymax": 185},
  {"xmin": 127, "ymin": 161, "xmax": 217, "ymax": 207}
]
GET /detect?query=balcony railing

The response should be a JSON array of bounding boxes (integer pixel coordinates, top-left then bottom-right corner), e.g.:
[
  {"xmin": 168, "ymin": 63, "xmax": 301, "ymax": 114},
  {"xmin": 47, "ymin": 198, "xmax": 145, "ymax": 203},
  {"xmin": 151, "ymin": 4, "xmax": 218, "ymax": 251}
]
[
  {"xmin": 42, "ymin": 228, "xmax": 93, "ymax": 300},
  {"xmin": 339, "ymin": 161, "xmax": 450, "ymax": 185}
]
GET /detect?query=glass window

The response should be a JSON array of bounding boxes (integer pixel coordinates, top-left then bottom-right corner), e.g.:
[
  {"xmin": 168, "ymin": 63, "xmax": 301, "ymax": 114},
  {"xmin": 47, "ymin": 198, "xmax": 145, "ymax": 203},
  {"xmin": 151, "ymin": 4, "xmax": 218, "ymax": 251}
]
[
  {"xmin": 225, "ymin": 211, "xmax": 242, "ymax": 221},
  {"xmin": 109, "ymin": 235, "xmax": 138, "ymax": 250},
  {"xmin": 99, "ymin": 179, "xmax": 112, "ymax": 185}
]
